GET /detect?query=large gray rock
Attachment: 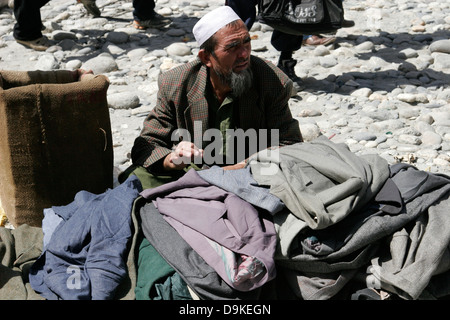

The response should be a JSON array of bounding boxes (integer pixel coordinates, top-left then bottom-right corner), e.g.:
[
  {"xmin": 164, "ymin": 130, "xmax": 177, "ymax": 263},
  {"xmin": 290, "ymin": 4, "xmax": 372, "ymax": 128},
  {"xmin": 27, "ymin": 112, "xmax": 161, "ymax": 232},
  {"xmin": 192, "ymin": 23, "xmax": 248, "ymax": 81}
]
[
  {"xmin": 82, "ymin": 53, "xmax": 118, "ymax": 74},
  {"xmin": 108, "ymin": 92, "xmax": 140, "ymax": 109},
  {"xmin": 429, "ymin": 39, "xmax": 450, "ymax": 54}
]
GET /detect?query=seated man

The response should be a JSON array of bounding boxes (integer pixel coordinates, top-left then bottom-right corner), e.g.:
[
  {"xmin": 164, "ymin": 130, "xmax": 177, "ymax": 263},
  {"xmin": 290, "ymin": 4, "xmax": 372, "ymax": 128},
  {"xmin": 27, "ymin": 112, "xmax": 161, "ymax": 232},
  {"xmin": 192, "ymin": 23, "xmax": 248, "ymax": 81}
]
[{"xmin": 125, "ymin": 6, "xmax": 303, "ymax": 188}]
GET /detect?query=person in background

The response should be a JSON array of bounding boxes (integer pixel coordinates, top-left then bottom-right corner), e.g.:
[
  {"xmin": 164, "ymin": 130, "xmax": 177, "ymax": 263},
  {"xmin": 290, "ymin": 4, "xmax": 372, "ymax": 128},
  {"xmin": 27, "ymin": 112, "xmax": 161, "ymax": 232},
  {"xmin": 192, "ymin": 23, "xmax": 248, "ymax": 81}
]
[
  {"xmin": 12, "ymin": 0, "xmax": 52, "ymax": 51},
  {"xmin": 77, "ymin": 0, "xmax": 172, "ymax": 29},
  {"xmin": 76, "ymin": 0, "xmax": 101, "ymax": 17},
  {"xmin": 302, "ymin": 35, "xmax": 336, "ymax": 46},
  {"xmin": 225, "ymin": 1, "xmax": 354, "ymax": 94},
  {"xmin": 12, "ymin": 0, "xmax": 104, "ymax": 51},
  {"xmin": 123, "ymin": 6, "xmax": 303, "ymax": 188},
  {"xmin": 131, "ymin": 0, "xmax": 172, "ymax": 29},
  {"xmin": 225, "ymin": 0, "xmax": 309, "ymax": 93},
  {"xmin": 12, "ymin": 0, "xmax": 171, "ymax": 51}
]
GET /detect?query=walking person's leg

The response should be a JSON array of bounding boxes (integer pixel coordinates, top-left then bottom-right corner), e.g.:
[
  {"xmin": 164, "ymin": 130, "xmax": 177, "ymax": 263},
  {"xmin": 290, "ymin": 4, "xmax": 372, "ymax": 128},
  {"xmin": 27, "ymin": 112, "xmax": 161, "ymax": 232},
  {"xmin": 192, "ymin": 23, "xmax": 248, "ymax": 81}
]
[
  {"xmin": 13, "ymin": 0, "xmax": 52, "ymax": 51},
  {"xmin": 132, "ymin": 0, "xmax": 171, "ymax": 29},
  {"xmin": 77, "ymin": 0, "xmax": 101, "ymax": 17},
  {"xmin": 271, "ymin": 30, "xmax": 305, "ymax": 93},
  {"xmin": 225, "ymin": 0, "xmax": 257, "ymax": 30}
]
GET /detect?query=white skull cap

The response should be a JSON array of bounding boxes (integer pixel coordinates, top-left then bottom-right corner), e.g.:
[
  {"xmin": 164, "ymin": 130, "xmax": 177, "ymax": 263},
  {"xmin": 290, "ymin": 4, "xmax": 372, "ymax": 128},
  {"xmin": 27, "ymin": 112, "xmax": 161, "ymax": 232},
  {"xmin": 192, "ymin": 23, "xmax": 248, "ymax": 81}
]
[{"xmin": 193, "ymin": 6, "xmax": 241, "ymax": 47}]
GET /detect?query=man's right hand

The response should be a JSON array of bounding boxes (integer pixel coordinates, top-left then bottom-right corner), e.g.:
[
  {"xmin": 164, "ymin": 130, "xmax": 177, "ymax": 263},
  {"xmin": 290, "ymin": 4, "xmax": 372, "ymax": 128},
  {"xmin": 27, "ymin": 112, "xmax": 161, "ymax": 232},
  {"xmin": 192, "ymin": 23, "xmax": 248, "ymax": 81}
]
[{"xmin": 163, "ymin": 141, "xmax": 204, "ymax": 171}]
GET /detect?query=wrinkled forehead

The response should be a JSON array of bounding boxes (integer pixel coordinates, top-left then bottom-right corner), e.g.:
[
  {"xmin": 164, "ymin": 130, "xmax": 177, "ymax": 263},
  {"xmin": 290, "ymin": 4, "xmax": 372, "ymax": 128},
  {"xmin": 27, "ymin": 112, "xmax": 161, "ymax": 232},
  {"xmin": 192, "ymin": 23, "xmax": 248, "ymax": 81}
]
[{"xmin": 214, "ymin": 20, "xmax": 250, "ymax": 47}]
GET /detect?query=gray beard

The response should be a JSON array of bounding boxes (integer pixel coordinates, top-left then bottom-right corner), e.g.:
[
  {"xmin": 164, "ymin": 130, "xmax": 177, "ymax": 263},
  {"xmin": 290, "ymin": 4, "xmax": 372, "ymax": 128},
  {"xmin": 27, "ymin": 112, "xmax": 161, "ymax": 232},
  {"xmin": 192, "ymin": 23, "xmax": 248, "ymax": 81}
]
[{"xmin": 215, "ymin": 67, "xmax": 253, "ymax": 98}]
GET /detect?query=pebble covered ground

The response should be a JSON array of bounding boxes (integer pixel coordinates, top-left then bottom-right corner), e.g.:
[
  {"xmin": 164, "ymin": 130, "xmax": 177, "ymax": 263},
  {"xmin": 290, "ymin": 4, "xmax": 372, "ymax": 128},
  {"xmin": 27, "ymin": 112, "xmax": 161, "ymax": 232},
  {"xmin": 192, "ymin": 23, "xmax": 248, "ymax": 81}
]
[{"xmin": 0, "ymin": 0, "xmax": 449, "ymax": 178}]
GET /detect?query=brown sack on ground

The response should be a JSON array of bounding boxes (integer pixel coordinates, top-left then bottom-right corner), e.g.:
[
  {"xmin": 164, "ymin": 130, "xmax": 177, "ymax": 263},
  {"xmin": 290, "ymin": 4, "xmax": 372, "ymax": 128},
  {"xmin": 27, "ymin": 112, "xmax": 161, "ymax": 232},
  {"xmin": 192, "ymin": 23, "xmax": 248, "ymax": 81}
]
[{"xmin": 0, "ymin": 70, "xmax": 113, "ymax": 228}]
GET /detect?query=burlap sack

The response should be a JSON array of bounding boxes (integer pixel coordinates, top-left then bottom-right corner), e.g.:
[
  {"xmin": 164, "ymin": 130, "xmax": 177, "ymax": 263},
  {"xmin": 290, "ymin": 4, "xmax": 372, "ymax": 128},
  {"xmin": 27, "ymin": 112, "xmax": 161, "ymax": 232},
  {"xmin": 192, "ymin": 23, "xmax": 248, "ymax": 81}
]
[{"xmin": 0, "ymin": 70, "xmax": 113, "ymax": 227}]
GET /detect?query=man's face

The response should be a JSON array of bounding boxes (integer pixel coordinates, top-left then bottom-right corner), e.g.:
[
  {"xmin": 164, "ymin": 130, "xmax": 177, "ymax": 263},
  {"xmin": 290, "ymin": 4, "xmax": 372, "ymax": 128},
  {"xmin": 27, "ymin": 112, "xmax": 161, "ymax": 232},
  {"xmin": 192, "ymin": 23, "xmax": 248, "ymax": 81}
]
[
  {"xmin": 209, "ymin": 20, "xmax": 252, "ymax": 95},
  {"xmin": 212, "ymin": 20, "xmax": 251, "ymax": 73}
]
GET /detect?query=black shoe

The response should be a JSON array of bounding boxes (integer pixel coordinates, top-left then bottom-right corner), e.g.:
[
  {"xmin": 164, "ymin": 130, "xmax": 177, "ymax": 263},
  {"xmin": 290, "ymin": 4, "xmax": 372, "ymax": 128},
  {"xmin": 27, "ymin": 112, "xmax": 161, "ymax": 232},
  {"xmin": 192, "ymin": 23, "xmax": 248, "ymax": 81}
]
[
  {"xmin": 133, "ymin": 13, "xmax": 172, "ymax": 29},
  {"xmin": 342, "ymin": 19, "xmax": 355, "ymax": 28},
  {"xmin": 78, "ymin": 0, "xmax": 101, "ymax": 17},
  {"xmin": 278, "ymin": 58, "xmax": 305, "ymax": 95}
]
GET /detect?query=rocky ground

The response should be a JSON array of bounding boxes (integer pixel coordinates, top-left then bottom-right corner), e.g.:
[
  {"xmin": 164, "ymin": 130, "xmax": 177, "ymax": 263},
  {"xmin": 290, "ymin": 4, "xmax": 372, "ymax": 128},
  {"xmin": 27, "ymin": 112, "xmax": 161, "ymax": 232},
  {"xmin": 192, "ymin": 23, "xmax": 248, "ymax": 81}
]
[{"xmin": 0, "ymin": 0, "xmax": 449, "ymax": 180}]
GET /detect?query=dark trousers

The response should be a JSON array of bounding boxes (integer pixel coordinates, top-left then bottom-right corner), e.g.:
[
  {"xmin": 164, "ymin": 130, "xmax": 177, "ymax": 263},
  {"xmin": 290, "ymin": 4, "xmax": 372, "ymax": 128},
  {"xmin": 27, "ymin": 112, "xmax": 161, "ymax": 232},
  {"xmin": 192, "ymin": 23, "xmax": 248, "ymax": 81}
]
[
  {"xmin": 13, "ymin": 0, "xmax": 50, "ymax": 41},
  {"xmin": 132, "ymin": 0, "xmax": 156, "ymax": 21},
  {"xmin": 225, "ymin": 0, "xmax": 303, "ymax": 53}
]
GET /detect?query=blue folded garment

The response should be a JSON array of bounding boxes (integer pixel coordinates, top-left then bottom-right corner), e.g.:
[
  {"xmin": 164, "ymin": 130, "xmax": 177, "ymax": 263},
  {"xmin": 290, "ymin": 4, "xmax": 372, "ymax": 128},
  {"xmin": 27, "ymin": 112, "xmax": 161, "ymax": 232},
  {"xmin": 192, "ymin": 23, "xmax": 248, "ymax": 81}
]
[{"xmin": 30, "ymin": 175, "xmax": 142, "ymax": 300}]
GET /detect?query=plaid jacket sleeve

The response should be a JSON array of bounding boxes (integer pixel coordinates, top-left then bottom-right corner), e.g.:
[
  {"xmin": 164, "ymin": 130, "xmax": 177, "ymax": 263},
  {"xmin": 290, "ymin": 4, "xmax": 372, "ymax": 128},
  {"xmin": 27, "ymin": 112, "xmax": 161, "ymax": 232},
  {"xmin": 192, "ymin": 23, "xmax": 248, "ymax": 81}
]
[{"xmin": 131, "ymin": 59, "xmax": 207, "ymax": 168}]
